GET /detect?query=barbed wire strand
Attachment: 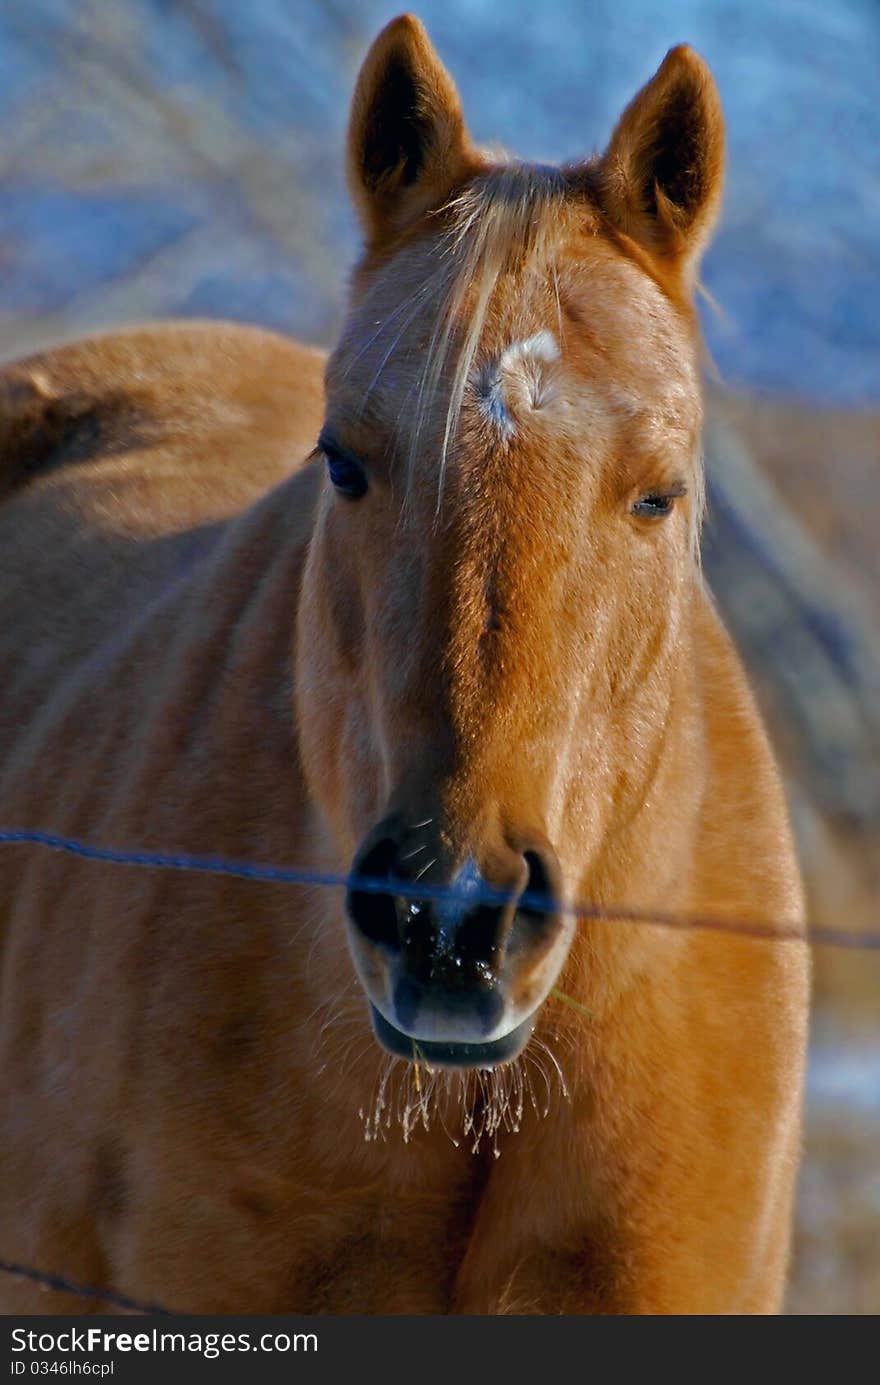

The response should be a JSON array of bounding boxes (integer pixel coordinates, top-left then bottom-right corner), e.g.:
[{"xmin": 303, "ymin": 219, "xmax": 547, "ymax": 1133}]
[
  {"xmin": 0, "ymin": 826, "xmax": 878, "ymax": 949},
  {"xmin": 1, "ymin": 819, "xmax": 878, "ymax": 1312},
  {"xmin": 0, "ymin": 1256, "xmax": 172, "ymax": 1316}
]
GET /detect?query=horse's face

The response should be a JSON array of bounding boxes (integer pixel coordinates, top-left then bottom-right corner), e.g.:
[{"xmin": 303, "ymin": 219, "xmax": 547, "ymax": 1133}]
[{"xmin": 297, "ymin": 16, "xmax": 723, "ymax": 1067}]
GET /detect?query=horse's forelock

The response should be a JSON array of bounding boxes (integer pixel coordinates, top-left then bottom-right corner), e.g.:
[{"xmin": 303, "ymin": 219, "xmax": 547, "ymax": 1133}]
[{"xmin": 406, "ymin": 162, "xmax": 573, "ymax": 507}]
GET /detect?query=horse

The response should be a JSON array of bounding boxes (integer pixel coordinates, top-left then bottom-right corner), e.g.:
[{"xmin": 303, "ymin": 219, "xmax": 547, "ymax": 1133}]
[{"xmin": 0, "ymin": 15, "xmax": 809, "ymax": 1314}]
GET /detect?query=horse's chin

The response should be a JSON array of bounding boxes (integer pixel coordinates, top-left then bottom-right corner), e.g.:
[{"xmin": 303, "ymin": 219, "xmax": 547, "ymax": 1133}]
[{"xmin": 369, "ymin": 1003, "xmax": 535, "ymax": 1070}]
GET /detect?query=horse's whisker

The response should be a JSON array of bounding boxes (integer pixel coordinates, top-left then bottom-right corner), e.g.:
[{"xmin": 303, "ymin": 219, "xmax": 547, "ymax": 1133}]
[{"xmin": 399, "ymin": 843, "xmax": 427, "ymax": 861}]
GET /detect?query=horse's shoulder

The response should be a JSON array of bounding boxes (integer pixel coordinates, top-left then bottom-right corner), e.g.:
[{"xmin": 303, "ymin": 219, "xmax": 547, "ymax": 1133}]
[{"xmin": 0, "ymin": 322, "xmax": 327, "ymax": 500}]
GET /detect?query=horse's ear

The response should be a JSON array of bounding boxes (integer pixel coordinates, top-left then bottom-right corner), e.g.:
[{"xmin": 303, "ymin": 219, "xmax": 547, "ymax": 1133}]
[
  {"xmin": 347, "ymin": 14, "xmax": 472, "ymax": 247},
  {"xmin": 595, "ymin": 45, "xmax": 724, "ymax": 278}
]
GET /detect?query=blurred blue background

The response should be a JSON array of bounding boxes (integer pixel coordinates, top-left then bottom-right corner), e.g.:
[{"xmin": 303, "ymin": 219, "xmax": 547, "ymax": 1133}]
[{"xmin": 1, "ymin": 0, "xmax": 878, "ymax": 402}]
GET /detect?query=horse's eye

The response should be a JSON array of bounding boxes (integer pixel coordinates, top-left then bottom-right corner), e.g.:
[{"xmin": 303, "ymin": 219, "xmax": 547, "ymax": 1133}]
[
  {"xmin": 631, "ymin": 484, "xmax": 685, "ymax": 519},
  {"xmin": 321, "ymin": 442, "xmax": 368, "ymax": 500}
]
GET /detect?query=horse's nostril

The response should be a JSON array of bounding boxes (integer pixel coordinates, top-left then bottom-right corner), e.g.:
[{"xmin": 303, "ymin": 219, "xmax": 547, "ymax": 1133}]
[
  {"xmin": 518, "ymin": 849, "xmax": 559, "ymax": 934},
  {"xmin": 346, "ymin": 835, "xmax": 400, "ymax": 949}
]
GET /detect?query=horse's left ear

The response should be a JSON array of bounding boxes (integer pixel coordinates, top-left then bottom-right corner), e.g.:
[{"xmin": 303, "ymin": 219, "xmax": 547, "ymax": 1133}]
[
  {"xmin": 347, "ymin": 14, "xmax": 473, "ymax": 249},
  {"xmin": 595, "ymin": 45, "xmax": 724, "ymax": 279}
]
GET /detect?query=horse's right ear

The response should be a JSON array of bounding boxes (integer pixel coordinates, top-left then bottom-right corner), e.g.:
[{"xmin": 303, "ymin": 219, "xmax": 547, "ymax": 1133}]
[
  {"xmin": 595, "ymin": 45, "xmax": 725, "ymax": 281},
  {"xmin": 347, "ymin": 15, "xmax": 472, "ymax": 248}
]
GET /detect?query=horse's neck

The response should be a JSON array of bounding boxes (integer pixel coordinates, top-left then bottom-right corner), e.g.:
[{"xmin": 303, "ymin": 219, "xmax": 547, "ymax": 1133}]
[
  {"xmin": 577, "ymin": 574, "xmax": 795, "ymax": 925},
  {"xmin": 122, "ymin": 463, "xmax": 324, "ymax": 862}
]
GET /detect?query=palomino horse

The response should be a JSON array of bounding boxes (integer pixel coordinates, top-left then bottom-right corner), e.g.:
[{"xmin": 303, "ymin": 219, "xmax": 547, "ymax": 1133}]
[{"xmin": 0, "ymin": 16, "xmax": 809, "ymax": 1313}]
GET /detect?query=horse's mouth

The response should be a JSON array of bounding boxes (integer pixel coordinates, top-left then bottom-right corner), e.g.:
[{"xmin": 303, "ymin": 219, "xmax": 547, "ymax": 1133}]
[{"xmin": 369, "ymin": 1003, "xmax": 535, "ymax": 1069}]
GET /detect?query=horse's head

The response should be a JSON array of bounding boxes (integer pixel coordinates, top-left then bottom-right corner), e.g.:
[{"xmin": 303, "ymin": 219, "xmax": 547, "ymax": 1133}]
[{"xmin": 296, "ymin": 15, "xmax": 724, "ymax": 1067}]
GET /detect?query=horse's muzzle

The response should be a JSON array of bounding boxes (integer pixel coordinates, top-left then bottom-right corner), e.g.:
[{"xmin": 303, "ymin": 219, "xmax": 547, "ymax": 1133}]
[{"xmin": 344, "ymin": 816, "xmax": 566, "ymax": 1067}]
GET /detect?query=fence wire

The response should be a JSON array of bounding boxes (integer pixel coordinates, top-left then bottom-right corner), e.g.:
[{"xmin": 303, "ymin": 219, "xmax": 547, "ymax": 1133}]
[
  {"xmin": 0, "ymin": 1256, "xmax": 171, "ymax": 1316},
  {"xmin": 1, "ymin": 826, "xmax": 878, "ymax": 949},
  {"xmin": 1, "ymin": 820, "xmax": 878, "ymax": 1312}
]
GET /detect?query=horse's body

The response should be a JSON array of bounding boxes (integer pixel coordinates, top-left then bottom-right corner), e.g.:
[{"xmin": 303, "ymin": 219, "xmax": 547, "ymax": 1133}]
[{"xmin": 0, "ymin": 18, "xmax": 808, "ymax": 1314}]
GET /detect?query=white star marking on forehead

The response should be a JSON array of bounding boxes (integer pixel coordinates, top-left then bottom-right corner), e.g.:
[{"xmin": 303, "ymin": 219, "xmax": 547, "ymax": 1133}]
[{"xmin": 474, "ymin": 330, "xmax": 560, "ymax": 435}]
